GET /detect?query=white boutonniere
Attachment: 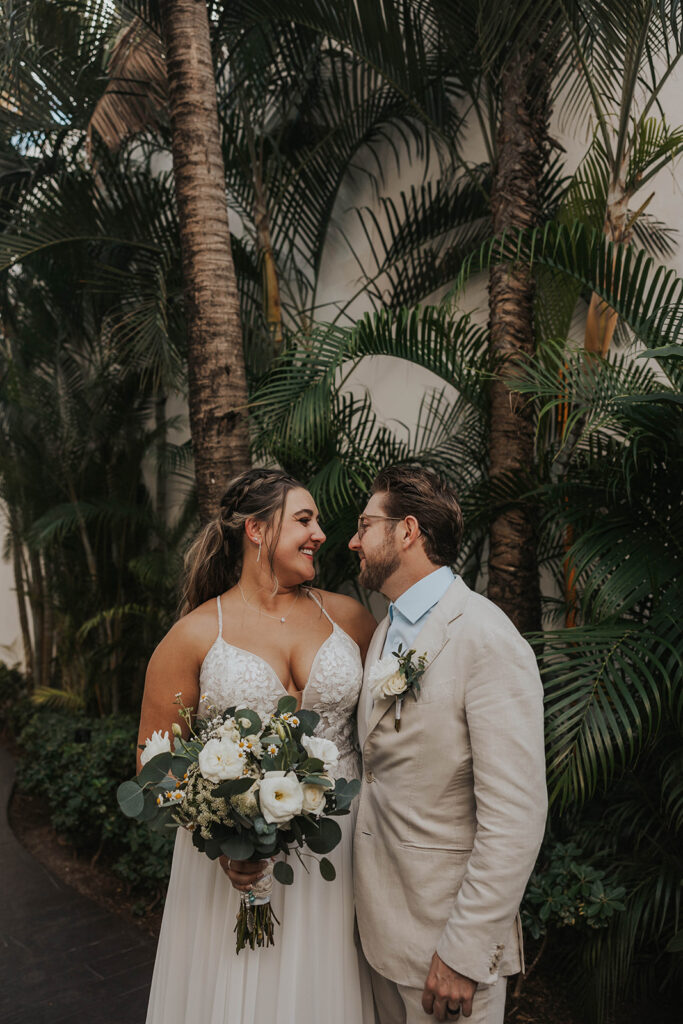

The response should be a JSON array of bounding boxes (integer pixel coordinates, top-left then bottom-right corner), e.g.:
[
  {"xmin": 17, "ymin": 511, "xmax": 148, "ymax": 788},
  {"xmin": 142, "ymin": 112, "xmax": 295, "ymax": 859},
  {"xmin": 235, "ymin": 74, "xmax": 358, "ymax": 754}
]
[{"xmin": 368, "ymin": 644, "xmax": 428, "ymax": 731}]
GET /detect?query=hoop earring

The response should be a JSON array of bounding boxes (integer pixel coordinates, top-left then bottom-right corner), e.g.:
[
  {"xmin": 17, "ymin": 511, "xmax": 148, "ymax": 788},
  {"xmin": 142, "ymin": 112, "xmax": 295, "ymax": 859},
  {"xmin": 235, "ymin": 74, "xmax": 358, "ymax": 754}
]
[{"xmin": 256, "ymin": 539, "xmax": 262, "ymax": 564}]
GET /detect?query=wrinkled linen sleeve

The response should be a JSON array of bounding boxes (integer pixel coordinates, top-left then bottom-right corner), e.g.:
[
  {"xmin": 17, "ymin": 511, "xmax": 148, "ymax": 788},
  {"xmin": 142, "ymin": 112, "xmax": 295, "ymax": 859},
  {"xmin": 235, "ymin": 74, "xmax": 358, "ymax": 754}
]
[{"xmin": 435, "ymin": 621, "xmax": 547, "ymax": 984}]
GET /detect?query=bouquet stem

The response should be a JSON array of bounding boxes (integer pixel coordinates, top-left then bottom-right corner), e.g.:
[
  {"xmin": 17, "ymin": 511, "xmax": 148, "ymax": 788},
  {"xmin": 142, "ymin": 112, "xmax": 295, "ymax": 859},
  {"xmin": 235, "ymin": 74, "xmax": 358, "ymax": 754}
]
[
  {"xmin": 234, "ymin": 862, "xmax": 278, "ymax": 953},
  {"xmin": 235, "ymin": 896, "xmax": 279, "ymax": 952}
]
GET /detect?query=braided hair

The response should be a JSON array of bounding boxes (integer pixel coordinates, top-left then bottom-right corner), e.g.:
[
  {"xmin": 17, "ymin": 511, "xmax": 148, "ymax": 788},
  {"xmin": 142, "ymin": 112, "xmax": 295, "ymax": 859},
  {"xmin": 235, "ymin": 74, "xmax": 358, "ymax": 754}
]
[{"xmin": 180, "ymin": 468, "xmax": 303, "ymax": 614}]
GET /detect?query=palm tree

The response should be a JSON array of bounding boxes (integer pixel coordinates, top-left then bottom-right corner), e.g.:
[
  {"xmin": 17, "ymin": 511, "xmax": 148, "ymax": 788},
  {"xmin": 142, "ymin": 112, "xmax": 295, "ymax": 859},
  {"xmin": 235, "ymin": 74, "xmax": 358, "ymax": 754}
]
[
  {"xmin": 484, "ymin": 221, "xmax": 683, "ymax": 1018},
  {"xmin": 0, "ymin": 256, "xmax": 195, "ymax": 711},
  {"xmin": 158, "ymin": 0, "xmax": 250, "ymax": 519},
  {"xmin": 0, "ymin": 0, "xmax": 250, "ymax": 522},
  {"xmin": 560, "ymin": 0, "xmax": 683, "ymax": 356}
]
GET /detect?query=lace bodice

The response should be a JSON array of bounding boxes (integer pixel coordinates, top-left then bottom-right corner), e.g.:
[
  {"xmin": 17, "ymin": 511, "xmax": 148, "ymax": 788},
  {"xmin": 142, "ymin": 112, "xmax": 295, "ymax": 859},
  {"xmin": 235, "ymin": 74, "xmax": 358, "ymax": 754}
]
[{"xmin": 199, "ymin": 593, "xmax": 363, "ymax": 779}]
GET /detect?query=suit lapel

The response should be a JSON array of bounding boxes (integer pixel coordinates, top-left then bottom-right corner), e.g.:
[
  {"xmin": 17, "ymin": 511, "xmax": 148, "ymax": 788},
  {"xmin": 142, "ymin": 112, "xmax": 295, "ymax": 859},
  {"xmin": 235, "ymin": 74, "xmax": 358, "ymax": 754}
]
[
  {"xmin": 358, "ymin": 615, "xmax": 390, "ymax": 746},
  {"xmin": 362, "ymin": 576, "xmax": 470, "ymax": 745}
]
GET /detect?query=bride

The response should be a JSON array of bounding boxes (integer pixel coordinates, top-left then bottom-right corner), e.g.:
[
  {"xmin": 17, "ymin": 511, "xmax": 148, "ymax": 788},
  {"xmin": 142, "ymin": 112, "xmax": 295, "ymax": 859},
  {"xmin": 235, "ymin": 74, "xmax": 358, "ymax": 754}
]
[{"xmin": 138, "ymin": 468, "xmax": 377, "ymax": 1024}]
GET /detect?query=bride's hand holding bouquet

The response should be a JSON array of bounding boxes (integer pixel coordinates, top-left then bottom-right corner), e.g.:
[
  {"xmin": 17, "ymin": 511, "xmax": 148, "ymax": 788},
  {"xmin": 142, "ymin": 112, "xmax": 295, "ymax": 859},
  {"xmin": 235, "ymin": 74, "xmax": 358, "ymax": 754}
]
[{"xmin": 118, "ymin": 693, "xmax": 360, "ymax": 952}]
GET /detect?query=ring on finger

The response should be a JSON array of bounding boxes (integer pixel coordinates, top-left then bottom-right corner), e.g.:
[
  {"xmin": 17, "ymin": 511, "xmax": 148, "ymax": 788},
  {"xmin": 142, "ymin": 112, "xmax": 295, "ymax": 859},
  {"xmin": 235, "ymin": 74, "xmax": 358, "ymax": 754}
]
[{"xmin": 446, "ymin": 1005, "xmax": 460, "ymax": 1019}]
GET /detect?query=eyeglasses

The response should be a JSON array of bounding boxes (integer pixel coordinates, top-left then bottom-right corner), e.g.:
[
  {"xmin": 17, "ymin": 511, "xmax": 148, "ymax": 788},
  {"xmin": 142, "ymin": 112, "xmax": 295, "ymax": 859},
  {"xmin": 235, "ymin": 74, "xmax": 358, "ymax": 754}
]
[{"xmin": 356, "ymin": 514, "xmax": 403, "ymax": 540}]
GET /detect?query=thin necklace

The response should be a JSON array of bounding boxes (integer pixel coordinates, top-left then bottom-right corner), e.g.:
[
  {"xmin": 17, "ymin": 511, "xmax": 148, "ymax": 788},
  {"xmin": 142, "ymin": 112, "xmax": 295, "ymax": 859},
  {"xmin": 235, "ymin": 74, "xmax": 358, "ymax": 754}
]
[{"xmin": 237, "ymin": 582, "xmax": 300, "ymax": 624}]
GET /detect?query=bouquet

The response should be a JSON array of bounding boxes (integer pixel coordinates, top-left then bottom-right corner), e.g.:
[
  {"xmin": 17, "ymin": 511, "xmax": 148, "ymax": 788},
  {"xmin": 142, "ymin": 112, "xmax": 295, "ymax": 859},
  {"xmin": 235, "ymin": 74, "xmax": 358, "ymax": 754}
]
[{"xmin": 117, "ymin": 694, "xmax": 360, "ymax": 952}]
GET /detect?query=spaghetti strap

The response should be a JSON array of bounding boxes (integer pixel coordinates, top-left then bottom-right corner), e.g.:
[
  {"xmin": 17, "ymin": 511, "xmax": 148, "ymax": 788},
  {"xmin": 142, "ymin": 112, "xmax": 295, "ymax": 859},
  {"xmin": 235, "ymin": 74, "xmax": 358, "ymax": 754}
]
[
  {"xmin": 306, "ymin": 588, "xmax": 335, "ymax": 626},
  {"xmin": 216, "ymin": 595, "xmax": 223, "ymax": 639}
]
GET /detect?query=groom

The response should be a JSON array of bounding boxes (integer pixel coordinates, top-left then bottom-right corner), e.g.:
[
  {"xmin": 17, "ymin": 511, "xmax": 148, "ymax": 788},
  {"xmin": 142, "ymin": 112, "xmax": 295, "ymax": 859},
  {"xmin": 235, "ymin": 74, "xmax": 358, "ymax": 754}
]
[{"xmin": 349, "ymin": 466, "xmax": 547, "ymax": 1024}]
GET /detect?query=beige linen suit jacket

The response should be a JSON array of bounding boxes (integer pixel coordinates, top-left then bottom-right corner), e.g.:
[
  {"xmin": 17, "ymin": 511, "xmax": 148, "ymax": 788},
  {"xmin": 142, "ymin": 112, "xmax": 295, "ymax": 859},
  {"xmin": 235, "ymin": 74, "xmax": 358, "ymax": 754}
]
[{"xmin": 353, "ymin": 576, "xmax": 547, "ymax": 989}]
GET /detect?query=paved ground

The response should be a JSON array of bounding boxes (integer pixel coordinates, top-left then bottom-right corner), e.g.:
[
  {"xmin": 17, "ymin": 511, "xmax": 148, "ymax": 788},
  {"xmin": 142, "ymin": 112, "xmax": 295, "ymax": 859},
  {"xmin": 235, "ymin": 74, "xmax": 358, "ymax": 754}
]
[{"xmin": 0, "ymin": 744, "xmax": 157, "ymax": 1024}]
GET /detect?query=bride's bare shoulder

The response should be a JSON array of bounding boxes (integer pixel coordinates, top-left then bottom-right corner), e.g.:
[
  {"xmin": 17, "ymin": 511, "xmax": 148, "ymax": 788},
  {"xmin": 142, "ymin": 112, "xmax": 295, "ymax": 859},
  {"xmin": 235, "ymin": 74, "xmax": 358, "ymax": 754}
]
[
  {"xmin": 311, "ymin": 589, "xmax": 377, "ymax": 657},
  {"xmin": 152, "ymin": 596, "xmax": 222, "ymax": 664}
]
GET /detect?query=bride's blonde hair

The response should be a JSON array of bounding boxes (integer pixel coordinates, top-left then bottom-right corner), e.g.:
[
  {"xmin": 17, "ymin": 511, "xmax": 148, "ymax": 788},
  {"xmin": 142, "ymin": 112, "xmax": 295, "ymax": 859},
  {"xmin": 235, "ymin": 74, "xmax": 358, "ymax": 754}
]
[{"xmin": 180, "ymin": 468, "xmax": 303, "ymax": 614}]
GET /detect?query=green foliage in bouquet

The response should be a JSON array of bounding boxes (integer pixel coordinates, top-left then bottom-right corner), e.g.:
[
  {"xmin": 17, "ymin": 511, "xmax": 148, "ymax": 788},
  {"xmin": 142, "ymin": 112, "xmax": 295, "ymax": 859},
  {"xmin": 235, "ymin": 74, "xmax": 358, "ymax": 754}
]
[{"xmin": 118, "ymin": 695, "xmax": 360, "ymax": 950}]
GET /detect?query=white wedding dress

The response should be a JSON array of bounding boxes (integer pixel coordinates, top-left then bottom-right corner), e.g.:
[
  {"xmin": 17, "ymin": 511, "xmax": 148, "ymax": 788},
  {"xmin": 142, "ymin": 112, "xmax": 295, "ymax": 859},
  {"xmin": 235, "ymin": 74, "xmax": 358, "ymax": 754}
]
[{"xmin": 145, "ymin": 592, "xmax": 374, "ymax": 1024}]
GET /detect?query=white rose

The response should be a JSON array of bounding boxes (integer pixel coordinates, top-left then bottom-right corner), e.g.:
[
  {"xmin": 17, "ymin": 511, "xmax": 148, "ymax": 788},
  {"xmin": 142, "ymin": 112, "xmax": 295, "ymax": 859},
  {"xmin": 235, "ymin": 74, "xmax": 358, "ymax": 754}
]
[
  {"xmin": 368, "ymin": 655, "xmax": 406, "ymax": 700},
  {"xmin": 301, "ymin": 781, "xmax": 328, "ymax": 815},
  {"xmin": 259, "ymin": 770, "xmax": 304, "ymax": 824},
  {"xmin": 198, "ymin": 737, "xmax": 245, "ymax": 783},
  {"xmin": 216, "ymin": 717, "xmax": 240, "ymax": 742},
  {"xmin": 140, "ymin": 729, "xmax": 171, "ymax": 766},
  {"xmin": 301, "ymin": 735, "xmax": 340, "ymax": 773}
]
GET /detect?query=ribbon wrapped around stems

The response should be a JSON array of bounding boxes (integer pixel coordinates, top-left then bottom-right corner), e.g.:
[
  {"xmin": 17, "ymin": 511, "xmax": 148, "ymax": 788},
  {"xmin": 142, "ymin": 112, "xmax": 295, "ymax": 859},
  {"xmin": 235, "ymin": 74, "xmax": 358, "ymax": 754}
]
[{"xmin": 235, "ymin": 862, "xmax": 279, "ymax": 952}]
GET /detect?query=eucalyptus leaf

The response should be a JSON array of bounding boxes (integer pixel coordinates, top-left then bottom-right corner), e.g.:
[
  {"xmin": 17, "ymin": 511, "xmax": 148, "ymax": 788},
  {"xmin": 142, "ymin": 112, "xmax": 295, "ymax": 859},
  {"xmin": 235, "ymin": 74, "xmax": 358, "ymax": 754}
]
[
  {"xmin": 171, "ymin": 755, "xmax": 192, "ymax": 779},
  {"xmin": 235, "ymin": 708, "xmax": 262, "ymax": 734},
  {"xmin": 319, "ymin": 857, "xmax": 336, "ymax": 881},
  {"xmin": 137, "ymin": 751, "xmax": 173, "ymax": 787},
  {"xmin": 232, "ymin": 810, "xmax": 255, "ymax": 829},
  {"xmin": 117, "ymin": 779, "xmax": 145, "ymax": 818},
  {"xmin": 295, "ymin": 816, "xmax": 320, "ymax": 837},
  {"xmin": 253, "ymin": 816, "xmax": 276, "ymax": 836},
  {"xmin": 149, "ymin": 807, "xmax": 176, "ymax": 832},
  {"xmin": 302, "ymin": 775, "xmax": 333, "ymax": 788},
  {"xmin": 203, "ymin": 838, "xmax": 224, "ymax": 860},
  {"xmin": 139, "ymin": 788, "xmax": 159, "ymax": 822},
  {"xmin": 220, "ymin": 836, "xmax": 256, "ymax": 860},
  {"xmin": 296, "ymin": 709, "xmax": 320, "ymax": 734},
  {"xmin": 255, "ymin": 835, "xmax": 278, "ymax": 855},
  {"xmin": 306, "ymin": 817, "xmax": 342, "ymax": 854},
  {"xmin": 335, "ymin": 778, "xmax": 361, "ymax": 799},
  {"xmin": 273, "ymin": 860, "xmax": 294, "ymax": 885},
  {"xmin": 277, "ymin": 695, "xmax": 298, "ymax": 715},
  {"xmin": 212, "ymin": 777, "xmax": 254, "ymax": 799}
]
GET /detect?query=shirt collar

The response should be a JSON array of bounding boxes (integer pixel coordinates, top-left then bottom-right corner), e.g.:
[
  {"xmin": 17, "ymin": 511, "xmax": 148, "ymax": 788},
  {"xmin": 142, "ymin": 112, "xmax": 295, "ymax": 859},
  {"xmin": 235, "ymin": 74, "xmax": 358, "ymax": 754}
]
[{"xmin": 391, "ymin": 566, "xmax": 455, "ymax": 625}]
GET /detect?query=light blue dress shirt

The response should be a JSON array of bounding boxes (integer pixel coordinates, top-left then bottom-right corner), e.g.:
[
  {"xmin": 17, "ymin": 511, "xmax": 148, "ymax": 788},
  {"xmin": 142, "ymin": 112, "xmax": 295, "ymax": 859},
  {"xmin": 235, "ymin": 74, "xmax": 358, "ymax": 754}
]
[{"xmin": 382, "ymin": 566, "xmax": 456, "ymax": 658}]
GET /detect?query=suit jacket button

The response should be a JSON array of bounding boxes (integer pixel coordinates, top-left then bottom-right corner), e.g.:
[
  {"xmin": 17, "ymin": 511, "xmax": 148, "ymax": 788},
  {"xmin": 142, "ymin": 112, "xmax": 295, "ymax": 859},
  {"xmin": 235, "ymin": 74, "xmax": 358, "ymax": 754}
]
[{"xmin": 365, "ymin": 769, "xmax": 375, "ymax": 783}]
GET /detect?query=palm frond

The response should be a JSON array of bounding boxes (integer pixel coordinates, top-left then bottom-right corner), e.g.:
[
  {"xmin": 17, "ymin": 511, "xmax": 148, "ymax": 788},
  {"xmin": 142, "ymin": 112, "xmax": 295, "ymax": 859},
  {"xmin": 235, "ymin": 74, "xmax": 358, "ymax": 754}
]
[{"xmin": 538, "ymin": 623, "xmax": 675, "ymax": 808}]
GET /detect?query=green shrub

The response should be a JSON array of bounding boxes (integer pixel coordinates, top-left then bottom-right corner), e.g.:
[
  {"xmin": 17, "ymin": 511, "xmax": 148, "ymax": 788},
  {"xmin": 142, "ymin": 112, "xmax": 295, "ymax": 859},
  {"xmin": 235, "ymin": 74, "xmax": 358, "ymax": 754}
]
[
  {"xmin": 16, "ymin": 708, "xmax": 173, "ymax": 903},
  {"xmin": 522, "ymin": 839, "xmax": 626, "ymax": 942},
  {"xmin": 0, "ymin": 662, "xmax": 33, "ymax": 738}
]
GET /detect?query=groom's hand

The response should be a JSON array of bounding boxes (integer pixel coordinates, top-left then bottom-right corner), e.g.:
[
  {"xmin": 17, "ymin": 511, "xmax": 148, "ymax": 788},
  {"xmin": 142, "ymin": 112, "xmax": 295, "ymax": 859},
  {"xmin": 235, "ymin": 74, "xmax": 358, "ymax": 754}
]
[
  {"xmin": 422, "ymin": 952, "xmax": 477, "ymax": 1020},
  {"xmin": 220, "ymin": 856, "xmax": 268, "ymax": 892}
]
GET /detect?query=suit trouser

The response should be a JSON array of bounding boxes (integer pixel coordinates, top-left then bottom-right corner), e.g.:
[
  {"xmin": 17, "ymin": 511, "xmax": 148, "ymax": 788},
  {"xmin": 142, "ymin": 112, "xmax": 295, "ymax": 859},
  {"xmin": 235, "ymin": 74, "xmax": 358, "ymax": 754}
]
[{"xmin": 369, "ymin": 965, "xmax": 507, "ymax": 1024}]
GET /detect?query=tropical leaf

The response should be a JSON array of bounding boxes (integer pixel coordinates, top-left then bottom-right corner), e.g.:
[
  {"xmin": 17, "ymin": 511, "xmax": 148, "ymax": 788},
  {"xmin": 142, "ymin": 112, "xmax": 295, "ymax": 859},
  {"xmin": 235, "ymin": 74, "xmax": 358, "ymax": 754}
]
[{"xmin": 539, "ymin": 623, "xmax": 675, "ymax": 807}]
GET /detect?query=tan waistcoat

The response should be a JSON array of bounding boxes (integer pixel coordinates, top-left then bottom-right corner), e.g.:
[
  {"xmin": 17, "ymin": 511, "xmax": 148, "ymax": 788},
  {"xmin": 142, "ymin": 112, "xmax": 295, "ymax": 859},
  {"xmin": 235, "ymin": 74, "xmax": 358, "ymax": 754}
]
[{"xmin": 353, "ymin": 577, "xmax": 547, "ymax": 988}]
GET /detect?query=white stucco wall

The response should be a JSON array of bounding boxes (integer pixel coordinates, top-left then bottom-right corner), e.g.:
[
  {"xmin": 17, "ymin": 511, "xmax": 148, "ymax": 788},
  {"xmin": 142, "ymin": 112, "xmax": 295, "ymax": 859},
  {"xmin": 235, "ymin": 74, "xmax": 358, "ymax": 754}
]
[
  {"xmin": 0, "ymin": 510, "xmax": 22, "ymax": 665},
  {"xmin": 1, "ymin": 64, "xmax": 682, "ymax": 660}
]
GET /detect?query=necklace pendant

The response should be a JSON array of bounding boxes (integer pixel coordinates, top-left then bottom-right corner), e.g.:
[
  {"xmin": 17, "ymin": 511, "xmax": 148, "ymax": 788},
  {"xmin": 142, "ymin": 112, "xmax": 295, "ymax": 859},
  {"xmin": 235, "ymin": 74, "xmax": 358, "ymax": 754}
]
[{"xmin": 280, "ymin": 616, "xmax": 285, "ymax": 623}]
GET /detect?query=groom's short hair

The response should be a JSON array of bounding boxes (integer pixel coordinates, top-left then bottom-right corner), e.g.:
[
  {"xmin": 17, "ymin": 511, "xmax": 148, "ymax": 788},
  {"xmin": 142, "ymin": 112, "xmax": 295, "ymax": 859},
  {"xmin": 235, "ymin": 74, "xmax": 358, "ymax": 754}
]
[{"xmin": 371, "ymin": 466, "xmax": 463, "ymax": 566}]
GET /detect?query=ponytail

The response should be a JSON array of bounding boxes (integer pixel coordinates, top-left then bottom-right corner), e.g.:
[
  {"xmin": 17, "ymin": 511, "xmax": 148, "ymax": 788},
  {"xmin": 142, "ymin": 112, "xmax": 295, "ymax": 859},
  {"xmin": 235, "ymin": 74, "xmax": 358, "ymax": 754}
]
[
  {"xmin": 179, "ymin": 467, "xmax": 303, "ymax": 615},
  {"xmin": 180, "ymin": 518, "xmax": 239, "ymax": 615}
]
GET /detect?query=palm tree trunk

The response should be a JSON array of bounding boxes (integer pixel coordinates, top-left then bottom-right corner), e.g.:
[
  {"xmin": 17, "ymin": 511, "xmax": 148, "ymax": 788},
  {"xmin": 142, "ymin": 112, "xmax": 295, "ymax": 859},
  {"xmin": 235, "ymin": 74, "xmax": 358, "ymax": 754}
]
[
  {"xmin": 584, "ymin": 158, "xmax": 632, "ymax": 356},
  {"xmin": 255, "ymin": 176, "xmax": 284, "ymax": 351},
  {"xmin": 159, "ymin": 0, "xmax": 251, "ymax": 521},
  {"xmin": 487, "ymin": 50, "xmax": 551, "ymax": 635},
  {"xmin": 154, "ymin": 392, "xmax": 168, "ymax": 530},
  {"xmin": 40, "ymin": 554, "xmax": 54, "ymax": 688},
  {"xmin": 28, "ymin": 550, "xmax": 45, "ymax": 687}
]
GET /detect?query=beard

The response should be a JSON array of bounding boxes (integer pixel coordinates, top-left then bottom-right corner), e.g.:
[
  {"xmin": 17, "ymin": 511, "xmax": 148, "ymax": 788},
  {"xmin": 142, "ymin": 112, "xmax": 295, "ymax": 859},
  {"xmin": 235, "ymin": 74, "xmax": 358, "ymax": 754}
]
[{"xmin": 358, "ymin": 539, "xmax": 400, "ymax": 593}]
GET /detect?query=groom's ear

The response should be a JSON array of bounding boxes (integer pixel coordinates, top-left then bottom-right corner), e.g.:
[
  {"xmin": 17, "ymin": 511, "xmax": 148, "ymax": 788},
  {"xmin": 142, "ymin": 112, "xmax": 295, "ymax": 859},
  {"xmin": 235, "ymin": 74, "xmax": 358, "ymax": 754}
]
[{"xmin": 400, "ymin": 515, "xmax": 422, "ymax": 547}]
